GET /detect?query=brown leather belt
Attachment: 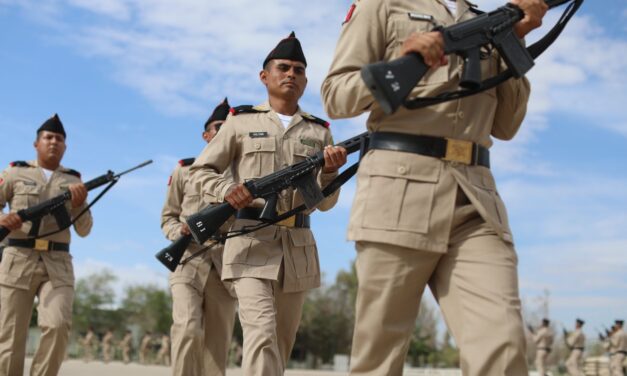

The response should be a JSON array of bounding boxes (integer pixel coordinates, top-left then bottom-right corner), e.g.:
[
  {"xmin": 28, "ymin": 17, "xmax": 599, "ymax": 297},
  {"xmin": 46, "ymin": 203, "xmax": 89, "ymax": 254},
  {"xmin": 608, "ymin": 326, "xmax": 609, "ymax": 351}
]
[
  {"xmin": 369, "ymin": 132, "xmax": 490, "ymax": 167},
  {"xmin": 236, "ymin": 208, "xmax": 310, "ymax": 228},
  {"xmin": 8, "ymin": 239, "xmax": 70, "ymax": 252}
]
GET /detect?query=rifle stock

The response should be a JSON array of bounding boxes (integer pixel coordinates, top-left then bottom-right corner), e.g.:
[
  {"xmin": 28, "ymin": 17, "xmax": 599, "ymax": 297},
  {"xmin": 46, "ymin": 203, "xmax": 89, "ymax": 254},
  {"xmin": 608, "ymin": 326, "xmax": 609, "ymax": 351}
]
[
  {"xmin": 155, "ymin": 235, "xmax": 192, "ymax": 272},
  {"xmin": 186, "ymin": 203, "xmax": 237, "ymax": 245}
]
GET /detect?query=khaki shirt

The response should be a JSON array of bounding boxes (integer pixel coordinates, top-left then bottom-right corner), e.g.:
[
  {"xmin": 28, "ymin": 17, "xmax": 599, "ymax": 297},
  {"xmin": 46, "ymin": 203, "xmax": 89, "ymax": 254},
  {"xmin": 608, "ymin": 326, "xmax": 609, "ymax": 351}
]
[
  {"xmin": 534, "ymin": 327, "xmax": 555, "ymax": 349},
  {"xmin": 120, "ymin": 333, "xmax": 133, "ymax": 349},
  {"xmin": 566, "ymin": 329, "xmax": 585, "ymax": 349},
  {"xmin": 161, "ymin": 160, "xmax": 228, "ymax": 293},
  {"xmin": 0, "ymin": 160, "xmax": 93, "ymax": 289},
  {"xmin": 321, "ymin": 0, "xmax": 530, "ymax": 251},
  {"xmin": 610, "ymin": 329, "xmax": 627, "ymax": 353},
  {"xmin": 102, "ymin": 332, "xmax": 114, "ymax": 346},
  {"xmin": 190, "ymin": 102, "xmax": 339, "ymax": 292}
]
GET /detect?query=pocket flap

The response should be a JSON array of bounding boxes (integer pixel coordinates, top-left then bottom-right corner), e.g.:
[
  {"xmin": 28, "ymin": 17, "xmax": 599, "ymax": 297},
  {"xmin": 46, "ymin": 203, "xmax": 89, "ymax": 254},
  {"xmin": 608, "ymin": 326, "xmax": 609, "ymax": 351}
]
[
  {"xmin": 293, "ymin": 142, "xmax": 317, "ymax": 158},
  {"xmin": 288, "ymin": 229, "xmax": 315, "ymax": 247},
  {"xmin": 366, "ymin": 151, "xmax": 440, "ymax": 183},
  {"xmin": 14, "ymin": 183, "xmax": 41, "ymax": 195},
  {"xmin": 243, "ymin": 137, "xmax": 276, "ymax": 154}
]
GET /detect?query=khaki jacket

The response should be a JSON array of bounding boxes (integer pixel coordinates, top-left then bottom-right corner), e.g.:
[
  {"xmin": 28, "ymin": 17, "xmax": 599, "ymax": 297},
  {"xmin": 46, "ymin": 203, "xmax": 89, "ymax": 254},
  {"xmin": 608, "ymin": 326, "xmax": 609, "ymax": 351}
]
[
  {"xmin": 0, "ymin": 160, "xmax": 93, "ymax": 289},
  {"xmin": 610, "ymin": 329, "xmax": 627, "ymax": 353},
  {"xmin": 161, "ymin": 160, "xmax": 228, "ymax": 293},
  {"xmin": 566, "ymin": 329, "xmax": 585, "ymax": 349},
  {"xmin": 534, "ymin": 327, "xmax": 555, "ymax": 350},
  {"xmin": 190, "ymin": 102, "xmax": 339, "ymax": 292},
  {"xmin": 120, "ymin": 333, "xmax": 133, "ymax": 350},
  {"xmin": 322, "ymin": 0, "xmax": 530, "ymax": 251},
  {"xmin": 102, "ymin": 332, "xmax": 114, "ymax": 347}
]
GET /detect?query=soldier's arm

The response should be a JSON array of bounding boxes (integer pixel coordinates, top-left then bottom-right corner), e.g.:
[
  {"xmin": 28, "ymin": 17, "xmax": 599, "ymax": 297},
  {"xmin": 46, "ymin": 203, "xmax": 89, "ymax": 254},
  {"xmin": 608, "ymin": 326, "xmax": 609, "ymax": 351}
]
[
  {"xmin": 0, "ymin": 168, "xmax": 14, "ymax": 214},
  {"xmin": 160, "ymin": 166, "xmax": 185, "ymax": 241},
  {"xmin": 70, "ymin": 179, "xmax": 93, "ymax": 237},
  {"xmin": 321, "ymin": 0, "xmax": 388, "ymax": 119},
  {"xmin": 316, "ymin": 130, "xmax": 342, "ymax": 212},
  {"xmin": 190, "ymin": 117, "xmax": 238, "ymax": 203}
]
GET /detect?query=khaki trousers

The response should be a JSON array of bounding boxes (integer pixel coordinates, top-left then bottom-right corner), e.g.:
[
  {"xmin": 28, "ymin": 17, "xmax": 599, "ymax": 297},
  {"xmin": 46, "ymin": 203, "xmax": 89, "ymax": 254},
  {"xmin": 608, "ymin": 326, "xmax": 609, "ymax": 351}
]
[
  {"xmin": 565, "ymin": 349, "xmax": 583, "ymax": 376},
  {"xmin": 612, "ymin": 353, "xmax": 626, "ymax": 376},
  {"xmin": 171, "ymin": 268, "xmax": 237, "ymax": 376},
  {"xmin": 102, "ymin": 344, "xmax": 112, "ymax": 363},
  {"xmin": 535, "ymin": 349, "xmax": 549, "ymax": 376},
  {"xmin": 122, "ymin": 346, "xmax": 131, "ymax": 364},
  {"xmin": 349, "ymin": 201, "xmax": 527, "ymax": 376},
  {"xmin": 0, "ymin": 260, "xmax": 73, "ymax": 376},
  {"xmin": 234, "ymin": 277, "xmax": 306, "ymax": 376}
]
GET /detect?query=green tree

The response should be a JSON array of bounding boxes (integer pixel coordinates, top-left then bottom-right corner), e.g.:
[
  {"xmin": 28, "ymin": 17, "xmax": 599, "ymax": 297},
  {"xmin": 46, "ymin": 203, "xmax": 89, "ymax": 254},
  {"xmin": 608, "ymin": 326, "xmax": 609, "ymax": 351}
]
[
  {"xmin": 120, "ymin": 284, "xmax": 172, "ymax": 334},
  {"xmin": 73, "ymin": 269, "xmax": 122, "ymax": 334}
]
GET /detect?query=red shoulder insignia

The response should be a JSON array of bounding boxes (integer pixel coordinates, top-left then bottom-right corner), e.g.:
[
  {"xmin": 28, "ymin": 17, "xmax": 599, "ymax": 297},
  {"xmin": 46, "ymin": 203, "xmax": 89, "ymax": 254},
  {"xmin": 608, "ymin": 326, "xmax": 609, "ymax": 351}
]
[
  {"xmin": 343, "ymin": 4, "xmax": 356, "ymax": 25},
  {"xmin": 9, "ymin": 161, "xmax": 31, "ymax": 168},
  {"xmin": 230, "ymin": 105, "xmax": 270, "ymax": 116},
  {"xmin": 302, "ymin": 113, "xmax": 330, "ymax": 128},
  {"xmin": 178, "ymin": 158, "xmax": 195, "ymax": 167}
]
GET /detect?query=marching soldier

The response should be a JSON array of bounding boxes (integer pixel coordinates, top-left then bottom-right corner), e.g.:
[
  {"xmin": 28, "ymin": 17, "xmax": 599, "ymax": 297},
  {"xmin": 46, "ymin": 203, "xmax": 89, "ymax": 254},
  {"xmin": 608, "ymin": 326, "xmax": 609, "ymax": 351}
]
[
  {"xmin": 139, "ymin": 331, "xmax": 152, "ymax": 364},
  {"xmin": 565, "ymin": 318, "xmax": 585, "ymax": 376},
  {"xmin": 190, "ymin": 32, "xmax": 347, "ymax": 375},
  {"xmin": 82, "ymin": 326, "xmax": 96, "ymax": 362},
  {"xmin": 102, "ymin": 328, "xmax": 114, "ymax": 363},
  {"xmin": 0, "ymin": 114, "xmax": 93, "ymax": 376},
  {"xmin": 161, "ymin": 99, "xmax": 238, "ymax": 376},
  {"xmin": 531, "ymin": 319, "xmax": 555, "ymax": 376},
  {"xmin": 321, "ymin": 0, "xmax": 547, "ymax": 375},
  {"xmin": 120, "ymin": 330, "xmax": 133, "ymax": 364},
  {"xmin": 156, "ymin": 333, "xmax": 171, "ymax": 366},
  {"xmin": 611, "ymin": 320, "xmax": 626, "ymax": 376}
]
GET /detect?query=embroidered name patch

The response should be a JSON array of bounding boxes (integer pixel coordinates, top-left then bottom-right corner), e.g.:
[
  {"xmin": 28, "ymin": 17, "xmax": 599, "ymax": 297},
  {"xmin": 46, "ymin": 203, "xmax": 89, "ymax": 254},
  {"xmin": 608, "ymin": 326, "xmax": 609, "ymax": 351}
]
[{"xmin": 249, "ymin": 132, "xmax": 269, "ymax": 138}]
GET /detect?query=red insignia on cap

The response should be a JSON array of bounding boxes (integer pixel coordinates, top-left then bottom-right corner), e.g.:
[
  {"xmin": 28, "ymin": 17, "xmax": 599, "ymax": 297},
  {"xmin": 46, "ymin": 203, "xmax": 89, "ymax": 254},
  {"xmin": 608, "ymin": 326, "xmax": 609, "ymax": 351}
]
[{"xmin": 344, "ymin": 4, "xmax": 356, "ymax": 24}]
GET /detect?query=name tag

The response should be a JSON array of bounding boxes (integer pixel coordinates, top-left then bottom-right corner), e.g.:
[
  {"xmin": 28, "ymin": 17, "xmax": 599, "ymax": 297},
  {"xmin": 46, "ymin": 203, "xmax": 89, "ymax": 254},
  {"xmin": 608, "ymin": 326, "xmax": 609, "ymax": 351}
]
[
  {"xmin": 249, "ymin": 132, "xmax": 268, "ymax": 138},
  {"xmin": 408, "ymin": 12, "xmax": 433, "ymax": 22},
  {"xmin": 21, "ymin": 180, "xmax": 37, "ymax": 186}
]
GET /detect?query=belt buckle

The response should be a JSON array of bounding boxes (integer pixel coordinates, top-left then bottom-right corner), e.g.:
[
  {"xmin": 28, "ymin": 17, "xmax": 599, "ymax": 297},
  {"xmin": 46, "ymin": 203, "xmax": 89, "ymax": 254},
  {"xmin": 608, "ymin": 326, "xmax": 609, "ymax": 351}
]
[
  {"xmin": 444, "ymin": 138, "xmax": 473, "ymax": 165},
  {"xmin": 34, "ymin": 239, "xmax": 50, "ymax": 252},
  {"xmin": 276, "ymin": 216, "xmax": 296, "ymax": 228}
]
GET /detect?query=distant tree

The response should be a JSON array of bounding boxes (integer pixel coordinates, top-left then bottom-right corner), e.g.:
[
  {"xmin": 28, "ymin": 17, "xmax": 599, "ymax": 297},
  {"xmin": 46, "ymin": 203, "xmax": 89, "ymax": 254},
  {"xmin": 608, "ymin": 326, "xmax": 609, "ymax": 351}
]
[
  {"xmin": 407, "ymin": 299, "xmax": 438, "ymax": 366},
  {"xmin": 73, "ymin": 269, "xmax": 122, "ymax": 334},
  {"xmin": 120, "ymin": 284, "xmax": 172, "ymax": 334}
]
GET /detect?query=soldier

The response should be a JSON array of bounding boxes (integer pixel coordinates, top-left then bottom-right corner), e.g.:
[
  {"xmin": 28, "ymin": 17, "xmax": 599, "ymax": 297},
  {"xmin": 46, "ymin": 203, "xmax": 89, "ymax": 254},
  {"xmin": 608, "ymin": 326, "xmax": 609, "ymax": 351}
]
[
  {"xmin": 321, "ymin": 0, "xmax": 548, "ymax": 374},
  {"xmin": 531, "ymin": 319, "xmax": 555, "ymax": 376},
  {"xmin": 156, "ymin": 333, "xmax": 171, "ymax": 366},
  {"xmin": 565, "ymin": 318, "xmax": 585, "ymax": 376},
  {"xmin": 0, "ymin": 114, "xmax": 93, "ymax": 376},
  {"xmin": 102, "ymin": 328, "xmax": 114, "ymax": 363},
  {"xmin": 190, "ymin": 32, "xmax": 347, "ymax": 375},
  {"xmin": 161, "ymin": 99, "xmax": 238, "ymax": 376},
  {"xmin": 120, "ymin": 330, "xmax": 133, "ymax": 364},
  {"xmin": 82, "ymin": 326, "xmax": 96, "ymax": 362},
  {"xmin": 611, "ymin": 320, "xmax": 627, "ymax": 376},
  {"xmin": 139, "ymin": 331, "xmax": 152, "ymax": 364}
]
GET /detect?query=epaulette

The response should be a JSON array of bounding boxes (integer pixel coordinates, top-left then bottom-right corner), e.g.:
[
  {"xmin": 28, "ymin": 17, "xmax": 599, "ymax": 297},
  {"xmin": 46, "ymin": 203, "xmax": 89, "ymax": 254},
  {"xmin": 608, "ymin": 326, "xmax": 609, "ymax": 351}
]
[
  {"xmin": 62, "ymin": 168, "xmax": 81, "ymax": 178},
  {"xmin": 229, "ymin": 105, "xmax": 270, "ymax": 116},
  {"xmin": 466, "ymin": 1, "xmax": 484, "ymax": 15},
  {"xmin": 302, "ymin": 113, "xmax": 330, "ymax": 128},
  {"xmin": 9, "ymin": 161, "xmax": 32, "ymax": 168},
  {"xmin": 178, "ymin": 158, "xmax": 195, "ymax": 167}
]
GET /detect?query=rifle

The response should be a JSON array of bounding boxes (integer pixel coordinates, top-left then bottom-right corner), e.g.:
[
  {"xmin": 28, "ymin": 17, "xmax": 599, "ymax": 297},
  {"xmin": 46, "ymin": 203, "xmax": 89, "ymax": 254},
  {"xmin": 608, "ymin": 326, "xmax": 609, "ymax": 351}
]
[
  {"xmin": 527, "ymin": 323, "xmax": 535, "ymax": 335},
  {"xmin": 361, "ymin": 0, "xmax": 583, "ymax": 114},
  {"xmin": 184, "ymin": 132, "xmax": 369, "ymax": 246},
  {"xmin": 0, "ymin": 160, "xmax": 153, "ymax": 241}
]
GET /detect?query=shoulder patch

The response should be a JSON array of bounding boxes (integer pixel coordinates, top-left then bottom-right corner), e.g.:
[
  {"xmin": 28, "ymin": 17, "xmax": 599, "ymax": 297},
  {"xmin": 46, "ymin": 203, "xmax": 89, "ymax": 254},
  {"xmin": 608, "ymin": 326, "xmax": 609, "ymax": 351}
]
[
  {"xmin": 178, "ymin": 158, "xmax": 195, "ymax": 167},
  {"xmin": 229, "ymin": 105, "xmax": 270, "ymax": 116},
  {"xmin": 301, "ymin": 113, "xmax": 330, "ymax": 128},
  {"xmin": 9, "ymin": 161, "xmax": 31, "ymax": 168},
  {"xmin": 62, "ymin": 168, "xmax": 81, "ymax": 178},
  {"xmin": 343, "ymin": 3, "xmax": 357, "ymax": 25}
]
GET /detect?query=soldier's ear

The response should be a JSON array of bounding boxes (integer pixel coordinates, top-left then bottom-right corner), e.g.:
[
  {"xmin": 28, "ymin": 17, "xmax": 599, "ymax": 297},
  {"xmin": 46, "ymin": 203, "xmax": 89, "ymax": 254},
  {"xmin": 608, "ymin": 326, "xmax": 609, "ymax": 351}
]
[{"xmin": 259, "ymin": 69, "xmax": 269, "ymax": 87}]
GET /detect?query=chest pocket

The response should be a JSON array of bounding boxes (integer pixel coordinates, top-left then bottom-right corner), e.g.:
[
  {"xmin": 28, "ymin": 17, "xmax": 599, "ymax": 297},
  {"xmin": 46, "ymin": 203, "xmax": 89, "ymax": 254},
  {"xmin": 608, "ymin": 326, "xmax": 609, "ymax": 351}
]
[
  {"xmin": 13, "ymin": 183, "xmax": 41, "ymax": 209},
  {"xmin": 389, "ymin": 14, "xmax": 450, "ymax": 86},
  {"xmin": 291, "ymin": 140, "xmax": 319, "ymax": 164},
  {"xmin": 241, "ymin": 137, "xmax": 276, "ymax": 178}
]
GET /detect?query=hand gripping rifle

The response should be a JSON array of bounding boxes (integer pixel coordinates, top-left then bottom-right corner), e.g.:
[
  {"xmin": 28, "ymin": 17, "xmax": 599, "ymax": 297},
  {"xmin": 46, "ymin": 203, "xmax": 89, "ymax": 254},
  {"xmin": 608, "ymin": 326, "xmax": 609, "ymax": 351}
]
[
  {"xmin": 155, "ymin": 133, "xmax": 369, "ymax": 272},
  {"xmin": 361, "ymin": 0, "xmax": 583, "ymax": 114},
  {"xmin": 0, "ymin": 160, "xmax": 153, "ymax": 242}
]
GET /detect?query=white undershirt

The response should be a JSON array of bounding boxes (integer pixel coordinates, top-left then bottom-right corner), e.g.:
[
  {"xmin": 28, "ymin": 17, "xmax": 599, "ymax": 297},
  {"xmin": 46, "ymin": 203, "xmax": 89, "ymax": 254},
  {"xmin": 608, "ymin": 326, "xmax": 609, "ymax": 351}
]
[
  {"xmin": 444, "ymin": 0, "xmax": 457, "ymax": 16},
  {"xmin": 41, "ymin": 168, "xmax": 53, "ymax": 181},
  {"xmin": 276, "ymin": 113, "xmax": 293, "ymax": 129}
]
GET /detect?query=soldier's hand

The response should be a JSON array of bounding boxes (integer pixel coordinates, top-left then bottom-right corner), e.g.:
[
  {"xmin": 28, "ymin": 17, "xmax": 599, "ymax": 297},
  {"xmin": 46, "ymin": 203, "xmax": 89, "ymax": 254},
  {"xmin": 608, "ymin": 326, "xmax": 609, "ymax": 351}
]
[
  {"xmin": 510, "ymin": 0, "xmax": 548, "ymax": 38},
  {"xmin": 68, "ymin": 183, "xmax": 88, "ymax": 208},
  {"xmin": 225, "ymin": 184, "xmax": 253, "ymax": 210},
  {"xmin": 180, "ymin": 223, "xmax": 191, "ymax": 236},
  {"xmin": 401, "ymin": 31, "xmax": 448, "ymax": 68},
  {"xmin": 0, "ymin": 213, "xmax": 23, "ymax": 231},
  {"xmin": 322, "ymin": 146, "xmax": 348, "ymax": 173}
]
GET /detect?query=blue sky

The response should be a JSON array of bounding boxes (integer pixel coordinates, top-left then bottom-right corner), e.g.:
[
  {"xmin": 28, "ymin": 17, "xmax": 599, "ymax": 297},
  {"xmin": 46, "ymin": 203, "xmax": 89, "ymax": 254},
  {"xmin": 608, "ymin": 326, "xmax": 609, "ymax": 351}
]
[{"xmin": 1, "ymin": 0, "xmax": 626, "ymax": 342}]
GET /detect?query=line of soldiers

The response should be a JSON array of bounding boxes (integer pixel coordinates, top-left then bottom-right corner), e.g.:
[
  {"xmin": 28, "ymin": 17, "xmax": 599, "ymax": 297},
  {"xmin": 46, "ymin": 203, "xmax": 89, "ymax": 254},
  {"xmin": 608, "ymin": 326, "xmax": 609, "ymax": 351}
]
[
  {"xmin": 527, "ymin": 318, "xmax": 627, "ymax": 376},
  {"xmin": 79, "ymin": 328, "xmax": 171, "ymax": 365}
]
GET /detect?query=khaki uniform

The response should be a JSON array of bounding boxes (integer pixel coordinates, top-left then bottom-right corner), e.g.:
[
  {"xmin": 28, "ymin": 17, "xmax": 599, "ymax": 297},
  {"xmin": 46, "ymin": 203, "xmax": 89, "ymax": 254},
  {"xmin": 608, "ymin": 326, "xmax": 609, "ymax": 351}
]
[
  {"xmin": 161, "ymin": 159, "xmax": 238, "ymax": 376},
  {"xmin": 190, "ymin": 102, "xmax": 339, "ymax": 375},
  {"xmin": 610, "ymin": 329, "xmax": 627, "ymax": 376},
  {"xmin": 102, "ymin": 331, "xmax": 114, "ymax": 363},
  {"xmin": 139, "ymin": 334, "xmax": 152, "ymax": 364},
  {"xmin": 565, "ymin": 328, "xmax": 585, "ymax": 376},
  {"xmin": 533, "ymin": 326, "xmax": 554, "ymax": 376},
  {"xmin": 0, "ymin": 160, "xmax": 93, "ymax": 376},
  {"xmin": 156, "ymin": 335, "xmax": 171, "ymax": 366},
  {"xmin": 120, "ymin": 333, "xmax": 133, "ymax": 364},
  {"xmin": 321, "ymin": 0, "xmax": 530, "ymax": 375},
  {"xmin": 82, "ymin": 329, "xmax": 95, "ymax": 362}
]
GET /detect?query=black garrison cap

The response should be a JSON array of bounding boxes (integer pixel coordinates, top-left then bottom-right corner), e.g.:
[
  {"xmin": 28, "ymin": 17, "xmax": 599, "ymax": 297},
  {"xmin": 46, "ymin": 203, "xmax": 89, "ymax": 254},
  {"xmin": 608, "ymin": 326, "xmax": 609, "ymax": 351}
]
[
  {"xmin": 37, "ymin": 113, "xmax": 66, "ymax": 138},
  {"xmin": 616, "ymin": 319, "xmax": 624, "ymax": 326},
  {"xmin": 204, "ymin": 98, "xmax": 230, "ymax": 130},
  {"xmin": 263, "ymin": 31, "xmax": 307, "ymax": 68},
  {"xmin": 576, "ymin": 318, "xmax": 585, "ymax": 325},
  {"xmin": 542, "ymin": 318, "xmax": 551, "ymax": 325}
]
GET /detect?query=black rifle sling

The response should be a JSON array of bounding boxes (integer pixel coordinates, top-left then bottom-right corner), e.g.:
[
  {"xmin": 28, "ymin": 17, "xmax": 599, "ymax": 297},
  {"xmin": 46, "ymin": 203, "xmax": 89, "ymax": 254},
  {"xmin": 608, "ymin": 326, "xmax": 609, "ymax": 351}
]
[{"xmin": 404, "ymin": 0, "xmax": 583, "ymax": 110}]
